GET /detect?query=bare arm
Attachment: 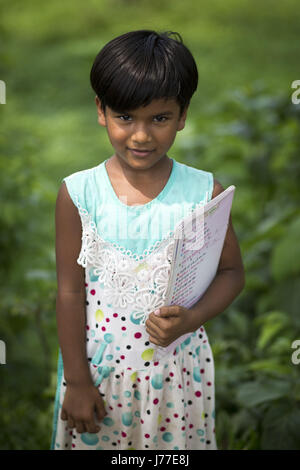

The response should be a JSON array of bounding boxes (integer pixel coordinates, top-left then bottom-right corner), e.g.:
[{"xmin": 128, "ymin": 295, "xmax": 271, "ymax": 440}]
[
  {"xmin": 187, "ymin": 178, "xmax": 245, "ymax": 330},
  {"xmin": 55, "ymin": 182, "xmax": 92, "ymax": 386},
  {"xmin": 55, "ymin": 182, "xmax": 106, "ymax": 434}
]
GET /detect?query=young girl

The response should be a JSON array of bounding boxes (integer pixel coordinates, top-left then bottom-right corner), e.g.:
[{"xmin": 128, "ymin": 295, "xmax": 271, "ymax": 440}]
[{"xmin": 51, "ymin": 29, "xmax": 245, "ymax": 451}]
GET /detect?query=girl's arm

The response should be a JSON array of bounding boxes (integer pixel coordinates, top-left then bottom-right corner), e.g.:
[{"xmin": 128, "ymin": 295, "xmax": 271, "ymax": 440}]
[
  {"xmin": 55, "ymin": 182, "xmax": 92, "ymax": 386},
  {"xmin": 187, "ymin": 178, "xmax": 245, "ymax": 329},
  {"xmin": 55, "ymin": 182, "xmax": 107, "ymax": 434}
]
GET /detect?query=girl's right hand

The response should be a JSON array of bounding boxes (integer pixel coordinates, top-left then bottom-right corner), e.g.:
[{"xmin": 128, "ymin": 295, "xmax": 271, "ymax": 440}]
[{"xmin": 60, "ymin": 382, "xmax": 107, "ymax": 434}]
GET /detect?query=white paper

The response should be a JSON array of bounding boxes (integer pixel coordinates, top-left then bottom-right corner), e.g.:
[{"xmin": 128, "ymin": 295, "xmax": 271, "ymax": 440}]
[{"xmin": 154, "ymin": 185, "xmax": 235, "ymax": 360}]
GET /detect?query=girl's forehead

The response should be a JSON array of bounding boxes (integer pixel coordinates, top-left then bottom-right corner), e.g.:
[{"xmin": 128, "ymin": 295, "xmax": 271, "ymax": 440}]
[{"xmin": 109, "ymin": 98, "xmax": 180, "ymax": 115}]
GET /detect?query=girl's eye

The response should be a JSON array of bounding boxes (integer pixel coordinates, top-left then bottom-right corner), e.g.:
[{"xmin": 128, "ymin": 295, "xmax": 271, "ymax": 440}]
[
  {"xmin": 118, "ymin": 115, "xmax": 131, "ymax": 121},
  {"xmin": 154, "ymin": 116, "xmax": 168, "ymax": 123}
]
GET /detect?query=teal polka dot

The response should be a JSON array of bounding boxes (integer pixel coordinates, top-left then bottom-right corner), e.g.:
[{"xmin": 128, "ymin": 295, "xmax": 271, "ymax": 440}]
[
  {"xmin": 180, "ymin": 337, "xmax": 191, "ymax": 349},
  {"xmin": 197, "ymin": 429, "xmax": 205, "ymax": 436},
  {"xmin": 134, "ymin": 411, "xmax": 140, "ymax": 417},
  {"xmin": 134, "ymin": 390, "xmax": 141, "ymax": 400},
  {"xmin": 116, "ymin": 346, "xmax": 120, "ymax": 351},
  {"xmin": 81, "ymin": 433, "xmax": 99, "ymax": 446},
  {"xmin": 112, "ymin": 394, "xmax": 119, "ymax": 400},
  {"xmin": 151, "ymin": 374, "xmax": 163, "ymax": 390},
  {"xmin": 104, "ymin": 333, "xmax": 114, "ymax": 343},
  {"xmin": 89, "ymin": 268, "xmax": 99, "ymax": 282},
  {"xmin": 122, "ymin": 411, "xmax": 133, "ymax": 426},
  {"xmin": 97, "ymin": 366, "xmax": 110, "ymax": 378},
  {"xmin": 166, "ymin": 402, "xmax": 174, "ymax": 408},
  {"xmin": 103, "ymin": 417, "xmax": 114, "ymax": 426},
  {"xmin": 113, "ymin": 430, "xmax": 119, "ymax": 435},
  {"xmin": 90, "ymin": 330, "xmax": 95, "ymax": 338},
  {"xmin": 105, "ymin": 354, "xmax": 113, "ymax": 361},
  {"xmin": 195, "ymin": 346, "xmax": 200, "ymax": 356},
  {"xmin": 124, "ymin": 391, "xmax": 131, "ymax": 398},
  {"xmin": 130, "ymin": 311, "xmax": 141, "ymax": 325},
  {"xmin": 96, "ymin": 446, "xmax": 103, "ymax": 450},
  {"xmin": 162, "ymin": 432, "xmax": 173, "ymax": 442},
  {"xmin": 153, "ymin": 435, "xmax": 158, "ymax": 443},
  {"xmin": 193, "ymin": 367, "xmax": 202, "ymax": 383},
  {"xmin": 127, "ymin": 402, "xmax": 132, "ymax": 407},
  {"xmin": 101, "ymin": 435, "xmax": 110, "ymax": 442}
]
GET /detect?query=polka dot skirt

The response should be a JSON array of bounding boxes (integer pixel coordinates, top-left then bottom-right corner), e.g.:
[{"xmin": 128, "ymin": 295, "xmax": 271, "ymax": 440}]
[{"xmin": 52, "ymin": 278, "xmax": 218, "ymax": 450}]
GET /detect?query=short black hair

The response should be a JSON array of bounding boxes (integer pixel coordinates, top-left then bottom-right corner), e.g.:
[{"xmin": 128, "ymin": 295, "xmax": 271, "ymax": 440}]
[{"xmin": 90, "ymin": 29, "xmax": 198, "ymax": 118}]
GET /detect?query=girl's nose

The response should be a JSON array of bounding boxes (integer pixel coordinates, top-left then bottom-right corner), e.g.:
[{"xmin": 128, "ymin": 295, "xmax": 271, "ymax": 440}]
[{"xmin": 131, "ymin": 125, "xmax": 152, "ymax": 144}]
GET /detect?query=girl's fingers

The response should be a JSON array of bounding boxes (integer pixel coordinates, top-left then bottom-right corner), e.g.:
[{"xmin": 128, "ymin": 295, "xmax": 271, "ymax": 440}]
[
  {"xmin": 146, "ymin": 320, "xmax": 162, "ymax": 339},
  {"xmin": 67, "ymin": 416, "xmax": 75, "ymax": 430},
  {"xmin": 75, "ymin": 420, "xmax": 86, "ymax": 434}
]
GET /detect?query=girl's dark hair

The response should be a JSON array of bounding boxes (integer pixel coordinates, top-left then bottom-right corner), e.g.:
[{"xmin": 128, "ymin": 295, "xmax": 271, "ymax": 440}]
[{"xmin": 90, "ymin": 30, "xmax": 198, "ymax": 118}]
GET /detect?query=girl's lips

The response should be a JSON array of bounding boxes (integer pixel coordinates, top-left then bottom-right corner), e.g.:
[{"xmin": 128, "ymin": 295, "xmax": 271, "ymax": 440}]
[{"xmin": 128, "ymin": 148, "xmax": 154, "ymax": 157}]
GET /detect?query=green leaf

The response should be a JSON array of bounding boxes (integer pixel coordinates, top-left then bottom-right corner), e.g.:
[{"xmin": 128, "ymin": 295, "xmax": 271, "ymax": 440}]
[{"xmin": 236, "ymin": 379, "xmax": 291, "ymax": 407}]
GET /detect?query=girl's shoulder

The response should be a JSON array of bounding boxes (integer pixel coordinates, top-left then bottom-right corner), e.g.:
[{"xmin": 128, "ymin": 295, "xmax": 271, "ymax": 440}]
[
  {"xmin": 61, "ymin": 163, "xmax": 101, "ymax": 212},
  {"xmin": 174, "ymin": 159, "xmax": 214, "ymax": 202}
]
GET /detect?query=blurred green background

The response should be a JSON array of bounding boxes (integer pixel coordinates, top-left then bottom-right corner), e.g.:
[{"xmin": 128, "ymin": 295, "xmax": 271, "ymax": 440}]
[{"xmin": 1, "ymin": 0, "xmax": 300, "ymax": 450}]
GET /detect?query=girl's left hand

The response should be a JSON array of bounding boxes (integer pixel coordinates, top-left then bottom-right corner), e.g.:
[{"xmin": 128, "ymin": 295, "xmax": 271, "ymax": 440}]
[{"xmin": 145, "ymin": 305, "xmax": 194, "ymax": 347}]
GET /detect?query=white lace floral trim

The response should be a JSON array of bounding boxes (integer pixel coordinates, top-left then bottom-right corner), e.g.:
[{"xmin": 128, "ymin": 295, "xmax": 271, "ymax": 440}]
[{"xmin": 74, "ymin": 195, "xmax": 205, "ymax": 324}]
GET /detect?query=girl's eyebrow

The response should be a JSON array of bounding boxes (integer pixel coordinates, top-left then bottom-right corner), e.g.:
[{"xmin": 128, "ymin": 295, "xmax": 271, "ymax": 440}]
[{"xmin": 113, "ymin": 110, "xmax": 174, "ymax": 116}]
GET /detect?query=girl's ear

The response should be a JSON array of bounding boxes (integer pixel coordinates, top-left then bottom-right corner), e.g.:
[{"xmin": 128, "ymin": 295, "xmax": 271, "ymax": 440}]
[
  {"xmin": 177, "ymin": 106, "xmax": 189, "ymax": 131},
  {"xmin": 95, "ymin": 96, "xmax": 107, "ymax": 127}
]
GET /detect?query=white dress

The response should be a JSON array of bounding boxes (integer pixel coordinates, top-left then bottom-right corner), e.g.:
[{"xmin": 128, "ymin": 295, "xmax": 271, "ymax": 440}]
[{"xmin": 51, "ymin": 158, "xmax": 218, "ymax": 450}]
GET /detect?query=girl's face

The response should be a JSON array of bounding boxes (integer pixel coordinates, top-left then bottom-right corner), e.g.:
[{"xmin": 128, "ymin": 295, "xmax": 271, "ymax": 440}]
[{"xmin": 95, "ymin": 97, "xmax": 188, "ymax": 171}]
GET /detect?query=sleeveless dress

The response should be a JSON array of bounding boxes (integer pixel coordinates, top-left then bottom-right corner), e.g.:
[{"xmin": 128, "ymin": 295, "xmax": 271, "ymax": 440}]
[{"xmin": 51, "ymin": 157, "xmax": 218, "ymax": 450}]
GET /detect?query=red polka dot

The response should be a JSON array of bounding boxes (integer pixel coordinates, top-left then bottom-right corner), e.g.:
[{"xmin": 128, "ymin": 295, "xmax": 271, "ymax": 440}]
[
  {"xmin": 181, "ymin": 426, "xmax": 185, "ymax": 431},
  {"xmin": 200, "ymin": 369, "xmax": 205, "ymax": 373},
  {"xmin": 195, "ymin": 391, "xmax": 202, "ymax": 397},
  {"xmin": 72, "ymin": 444, "xmax": 76, "ymax": 448},
  {"xmin": 200, "ymin": 327, "xmax": 204, "ymax": 332},
  {"xmin": 113, "ymin": 313, "xmax": 118, "ymax": 318},
  {"xmin": 145, "ymin": 376, "xmax": 149, "ymax": 380},
  {"xmin": 86, "ymin": 325, "xmax": 90, "ymax": 330},
  {"xmin": 105, "ymin": 318, "xmax": 110, "ymax": 322},
  {"xmin": 85, "ymin": 283, "xmax": 88, "ymax": 287},
  {"xmin": 117, "ymin": 403, "xmax": 122, "ymax": 407},
  {"xmin": 174, "ymin": 413, "xmax": 178, "ymax": 418},
  {"xmin": 145, "ymin": 434, "xmax": 150, "ymax": 438},
  {"xmin": 121, "ymin": 431, "xmax": 127, "ymax": 437},
  {"xmin": 154, "ymin": 362, "xmax": 159, "ymax": 366},
  {"xmin": 166, "ymin": 418, "xmax": 170, "ymax": 423},
  {"xmin": 120, "ymin": 355, "xmax": 125, "ymax": 360},
  {"xmin": 90, "ymin": 289, "xmax": 96, "ymax": 295},
  {"xmin": 178, "ymin": 384, "xmax": 182, "ymax": 389},
  {"xmin": 141, "ymin": 419, "xmax": 144, "ymax": 424},
  {"xmin": 169, "ymin": 372, "xmax": 174, "ymax": 377},
  {"xmin": 121, "ymin": 326, "xmax": 126, "ymax": 331},
  {"xmin": 189, "ymin": 424, "xmax": 194, "ymax": 428},
  {"xmin": 187, "ymin": 381, "xmax": 190, "ymax": 386},
  {"xmin": 101, "ymin": 326, "xmax": 106, "ymax": 331},
  {"xmin": 183, "ymin": 368, "xmax": 186, "ymax": 372},
  {"xmin": 207, "ymin": 381, "xmax": 212, "ymax": 386},
  {"xmin": 137, "ymin": 378, "xmax": 141, "ymax": 382},
  {"xmin": 134, "ymin": 332, "xmax": 142, "ymax": 339},
  {"xmin": 160, "ymin": 427, "xmax": 166, "ymax": 431},
  {"xmin": 109, "ymin": 406, "xmax": 113, "ymax": 410},
  {"xmin": 153, "ymin": 398, "xmax": 159, "ymax": 404}
]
